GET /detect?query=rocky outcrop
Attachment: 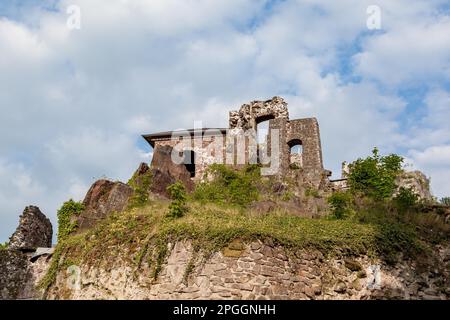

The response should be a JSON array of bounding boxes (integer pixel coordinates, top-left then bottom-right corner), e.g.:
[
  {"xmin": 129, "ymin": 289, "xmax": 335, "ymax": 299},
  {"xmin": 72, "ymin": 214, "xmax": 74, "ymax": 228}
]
[
  {"xmin": 46, "ymin": 240, "xmax": 449, "ymax": 300},
  {"xmin": 76, "ymin": 180, "xmax": 134, "ymax": 230},
  {"xmin": 8, "ymin": 206, "xmax": 52, "ymax": 251},
  {"xmin": 396, "ymin": 171, "xmax": 433, "ymax": 202},
  {"xmin": 150, "ymin": 145, "xmax": 194, "ymax": 197},
  {"xmin": 331, "ymin": 169, "xmax": 435, "ymax": 201},
  {"xmin": 133, "ymin": 162, "xmax": 151, "ymax": 181}
]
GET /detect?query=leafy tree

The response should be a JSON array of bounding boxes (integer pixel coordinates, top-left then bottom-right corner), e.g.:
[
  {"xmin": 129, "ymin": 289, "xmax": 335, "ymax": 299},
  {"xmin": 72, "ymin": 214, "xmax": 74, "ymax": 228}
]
[
  {"xmin": 440, "ymin": 197, "xmax": 450, "ymax": 206},
  {"xmin": 167, "ymin": 182, "xmax": 188, "ymax": 218},
  {"xmin": 348, "ymin": 147, "xmax": 403, "ymax": 200},
  {"xmin": 57, "ymin": 199, "xmax": 85, "ymax": 242}
]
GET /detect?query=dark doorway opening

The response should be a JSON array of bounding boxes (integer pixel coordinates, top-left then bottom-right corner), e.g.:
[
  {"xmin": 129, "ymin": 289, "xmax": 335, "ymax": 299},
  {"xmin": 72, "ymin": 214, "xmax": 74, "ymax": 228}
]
[{"xmin": 183, "ymin": 150, "xmax": 196, "ymax": 177}]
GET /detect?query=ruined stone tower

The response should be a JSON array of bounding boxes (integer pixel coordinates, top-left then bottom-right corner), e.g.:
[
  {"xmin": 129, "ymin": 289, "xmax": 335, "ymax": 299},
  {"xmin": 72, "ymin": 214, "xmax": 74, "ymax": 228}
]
[{"xmin": 143, "ymin": 97, "xmax": 329, "ymax": 187}]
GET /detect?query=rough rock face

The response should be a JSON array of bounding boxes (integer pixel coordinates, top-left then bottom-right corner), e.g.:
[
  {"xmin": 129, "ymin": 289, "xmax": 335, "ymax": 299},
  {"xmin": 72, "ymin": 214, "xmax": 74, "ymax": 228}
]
[
  {"xmin": 76, "ymin": 180, "xmax": 134, "ymax": 230},
  {"xmin": 134, "ymin": 162, "xmax": 150, "ymax": 178},
  {"xmin": 8, "ymin": 206, "xmax": 52, "ymax": 251},
  {"xmin": 0, "ymin": 250, "xmax": 30, "ymax": 299},
  {"xmin": 150, "ymin": 145, "xmax": 194, "ymax": 197},
  {"xmin": 46, "ymin": 240, "xmax": 450, "ymax": 300},
  {"xmin": 129, "ymin": 162, "xmax": 152, "ymax": 190},
  {"xmin": 229, "ymin": 96, "xmax": 289, "ymax": 129},
  {"xmin": 396, "ymin": 171, "xmax": 433, "ymax": 202}
]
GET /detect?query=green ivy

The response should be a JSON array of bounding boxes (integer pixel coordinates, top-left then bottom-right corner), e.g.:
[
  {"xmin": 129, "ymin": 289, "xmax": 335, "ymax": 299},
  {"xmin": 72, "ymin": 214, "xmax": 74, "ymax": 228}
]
[
  {"xmin": 57, "ymin": 199, "xmax": 85, "ymax": 242},
  {"xmin": 167, "ymin": 181, "xmax": 188, "ymax": 218},
  {"xmin": 193, "ymin": 164, "xmax": 261, "ymax": 207}
]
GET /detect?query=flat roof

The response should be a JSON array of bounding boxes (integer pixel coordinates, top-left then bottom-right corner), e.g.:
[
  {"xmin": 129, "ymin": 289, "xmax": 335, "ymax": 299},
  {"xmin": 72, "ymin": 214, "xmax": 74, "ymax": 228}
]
[{"xmin": 142, "ymin": 128, "xmax": 228, "ymax": 147}]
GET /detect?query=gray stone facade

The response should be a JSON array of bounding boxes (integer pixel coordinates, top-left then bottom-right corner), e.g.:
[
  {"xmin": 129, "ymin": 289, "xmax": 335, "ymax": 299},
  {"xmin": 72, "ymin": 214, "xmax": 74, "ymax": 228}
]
[{"xmin": 46, "ymin": 240, "xmax": 449, "ymax": 300}]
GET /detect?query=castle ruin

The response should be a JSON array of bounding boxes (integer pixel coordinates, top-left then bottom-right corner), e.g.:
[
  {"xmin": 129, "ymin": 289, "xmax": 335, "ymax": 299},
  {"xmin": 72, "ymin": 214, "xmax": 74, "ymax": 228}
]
[{"xmin": 143, "ymin": 97, "xmax": 331, "ymax": 187}]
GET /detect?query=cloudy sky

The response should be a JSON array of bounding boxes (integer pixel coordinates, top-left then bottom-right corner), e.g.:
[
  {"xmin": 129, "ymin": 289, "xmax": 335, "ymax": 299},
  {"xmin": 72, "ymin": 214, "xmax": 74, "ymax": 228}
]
[{"xmin": 1, "ymin": 0, "xmax": 450, "ymax": 242}]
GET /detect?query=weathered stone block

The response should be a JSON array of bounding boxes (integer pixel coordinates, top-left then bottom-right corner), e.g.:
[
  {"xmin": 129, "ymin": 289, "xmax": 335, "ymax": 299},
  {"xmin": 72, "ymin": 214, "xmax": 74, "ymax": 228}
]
[{"xmin": 9, "ymin": 206, "xmax": 52, "ymax": 251}]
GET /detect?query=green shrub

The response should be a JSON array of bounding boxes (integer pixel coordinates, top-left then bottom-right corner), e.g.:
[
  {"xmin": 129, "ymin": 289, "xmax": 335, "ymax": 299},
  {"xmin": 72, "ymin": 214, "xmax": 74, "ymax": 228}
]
[
  {"xmin": 57, "ymin": 199, "xmax": 85, "ymax": 242},
  {"xmin": 440, "ymin": 197, "xmax": 450, "ymax": 206},
  {"xmin": 348, "ymin": 147, "xmax": 403, "ymax": 200},
  {"xmin": 128, "ymin": 170, "xmax": 152, "ymax": 208},
  {"xmin": 393, "ymin": 187, "xmax": 419, "ymax": 214},
  {"xmin": 193, "ymin": 164, "xmax": 261, "ymax": 207},
  {"xmin": 0, "ymin": 242, "xmax": 8, "ymax": 250},
  {"xmin": 328, "ymin": 191, "xmax": 353, "ymax": 219},
  {"xmin": 289, "ymin": 163, "xmax": 301, "ymax": 170},
  {"xmin": 305, "ymin": 187, "xmax": 320, "ymax": 198},
  {"xmin": 167, "ymin": 182, "xmax": 188, "ymax": 218}
]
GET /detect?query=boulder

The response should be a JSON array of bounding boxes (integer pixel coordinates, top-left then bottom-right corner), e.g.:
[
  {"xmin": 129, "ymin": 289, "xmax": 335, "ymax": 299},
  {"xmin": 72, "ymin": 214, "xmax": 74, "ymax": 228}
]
[
  {"xmin": 76, "ymin": 179, "xmax": 134, "ymax": 230},
  {"xmin": 8, "ymin": 206, "xmax": 52, "ymax": 251},
  {"xmin": 150, "ymin": 145, "xmax": 194, "ymax": 197}
]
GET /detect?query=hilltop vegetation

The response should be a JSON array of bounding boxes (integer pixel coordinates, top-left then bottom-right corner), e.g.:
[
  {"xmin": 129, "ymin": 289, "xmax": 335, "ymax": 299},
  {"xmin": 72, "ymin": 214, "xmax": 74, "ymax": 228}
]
[{"xmin": 40, "ymin": 148, "xmax": 450, "ymax": 291}]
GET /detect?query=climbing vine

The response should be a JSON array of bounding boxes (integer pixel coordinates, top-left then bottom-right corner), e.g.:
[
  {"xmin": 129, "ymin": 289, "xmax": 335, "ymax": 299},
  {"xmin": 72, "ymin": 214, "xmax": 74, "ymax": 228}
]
[
  {"xmin": 57, "ymin": 199, "xmax": 85, "ymax": 242},
  {"xmin": 128, "ymin": 170, "xmax": 153, "ymax": 209},
  {"xmin": 167, "ymin": 182, "xmax": 188, "ymax": 218}
]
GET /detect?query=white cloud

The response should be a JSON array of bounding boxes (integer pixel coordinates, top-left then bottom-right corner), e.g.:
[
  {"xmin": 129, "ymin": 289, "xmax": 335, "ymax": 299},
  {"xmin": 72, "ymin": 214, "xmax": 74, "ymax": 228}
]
[
  {"xmin": 0, "ymin": 0, "xmax": 450, "ymax": 241},
  {"xmin": 354, "ymin": 15, "xmax": 450, "ymax": 86},
  {"xmin": 405, "ymin": 87, "xmax": 450, "ymax": 149},
  {"xmin": 410, "ymin": 145, "xmax": 450, "ymax": 167},
  {"xmin": 0, "ymin": 159, "xmax": 49, "ymax": 241},
  {"xmin": 408, "ymin": 145, "xmax": 450, "ymax": 198},
  {"xmin": 0, "ymin": 18, "xmax": 49, "ymax": 68},
  {"xmin": 45, "ymin": 127, "xmax": 143, "ymax": 181}
]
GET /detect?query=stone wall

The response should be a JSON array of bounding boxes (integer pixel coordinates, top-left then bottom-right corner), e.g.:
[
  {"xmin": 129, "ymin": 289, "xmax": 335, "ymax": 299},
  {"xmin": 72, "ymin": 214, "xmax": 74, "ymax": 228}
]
[
  {"xmin": 47, "ymin": 240, "xmax": 449, "ymax": 300},
  {"xmin": 146, "ymin": 97, "xmax": 329, "ymax": 188},
  {"xmin": 152, "ymin": 136, "xmax": 226, "ymax": 182},
  {"xmin": 287, "ymin": 118, "xmax": 323, "ymax": 173},
  {"xmin": 0, "ymin": 250, "xmax": 50, "ymax": 300},
  {"xmin": 0, "ymin": 205, "xmax": 54, "ymax": 300}
]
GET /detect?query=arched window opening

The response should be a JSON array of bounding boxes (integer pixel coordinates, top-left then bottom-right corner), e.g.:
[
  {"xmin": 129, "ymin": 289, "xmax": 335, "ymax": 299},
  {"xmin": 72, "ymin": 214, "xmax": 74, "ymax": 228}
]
[
  {"xmin": 288, "ymin": 139, "xmax": 303, "ymax": 168},
  {"xmin": 183, "ymin": 150, "xmax": 196, "ymax": 177},
  {"xmin": 256, "ymin": 115, "xmax": 275, "ymax": 164}
]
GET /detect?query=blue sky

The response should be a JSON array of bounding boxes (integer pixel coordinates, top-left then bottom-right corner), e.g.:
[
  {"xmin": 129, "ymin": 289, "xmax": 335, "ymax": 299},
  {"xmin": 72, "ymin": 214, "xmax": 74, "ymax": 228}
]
[{"xmin": 1, "ymin": 0, "xmax": 450, "ymax": 242}]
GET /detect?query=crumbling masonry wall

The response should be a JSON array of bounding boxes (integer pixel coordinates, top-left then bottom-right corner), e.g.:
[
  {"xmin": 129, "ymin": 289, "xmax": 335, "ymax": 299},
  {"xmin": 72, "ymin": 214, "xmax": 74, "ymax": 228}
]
[
  {"xmin": 230, "ymin": 97, "xmax": 326, "ymax": 186},
  {"xmin": 47, "ymin": 240, "xmax": 450, "ymax": 300},
  {"xmin": 146, "ymin": 97, "xmax": 329, "ymax": 186}
]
